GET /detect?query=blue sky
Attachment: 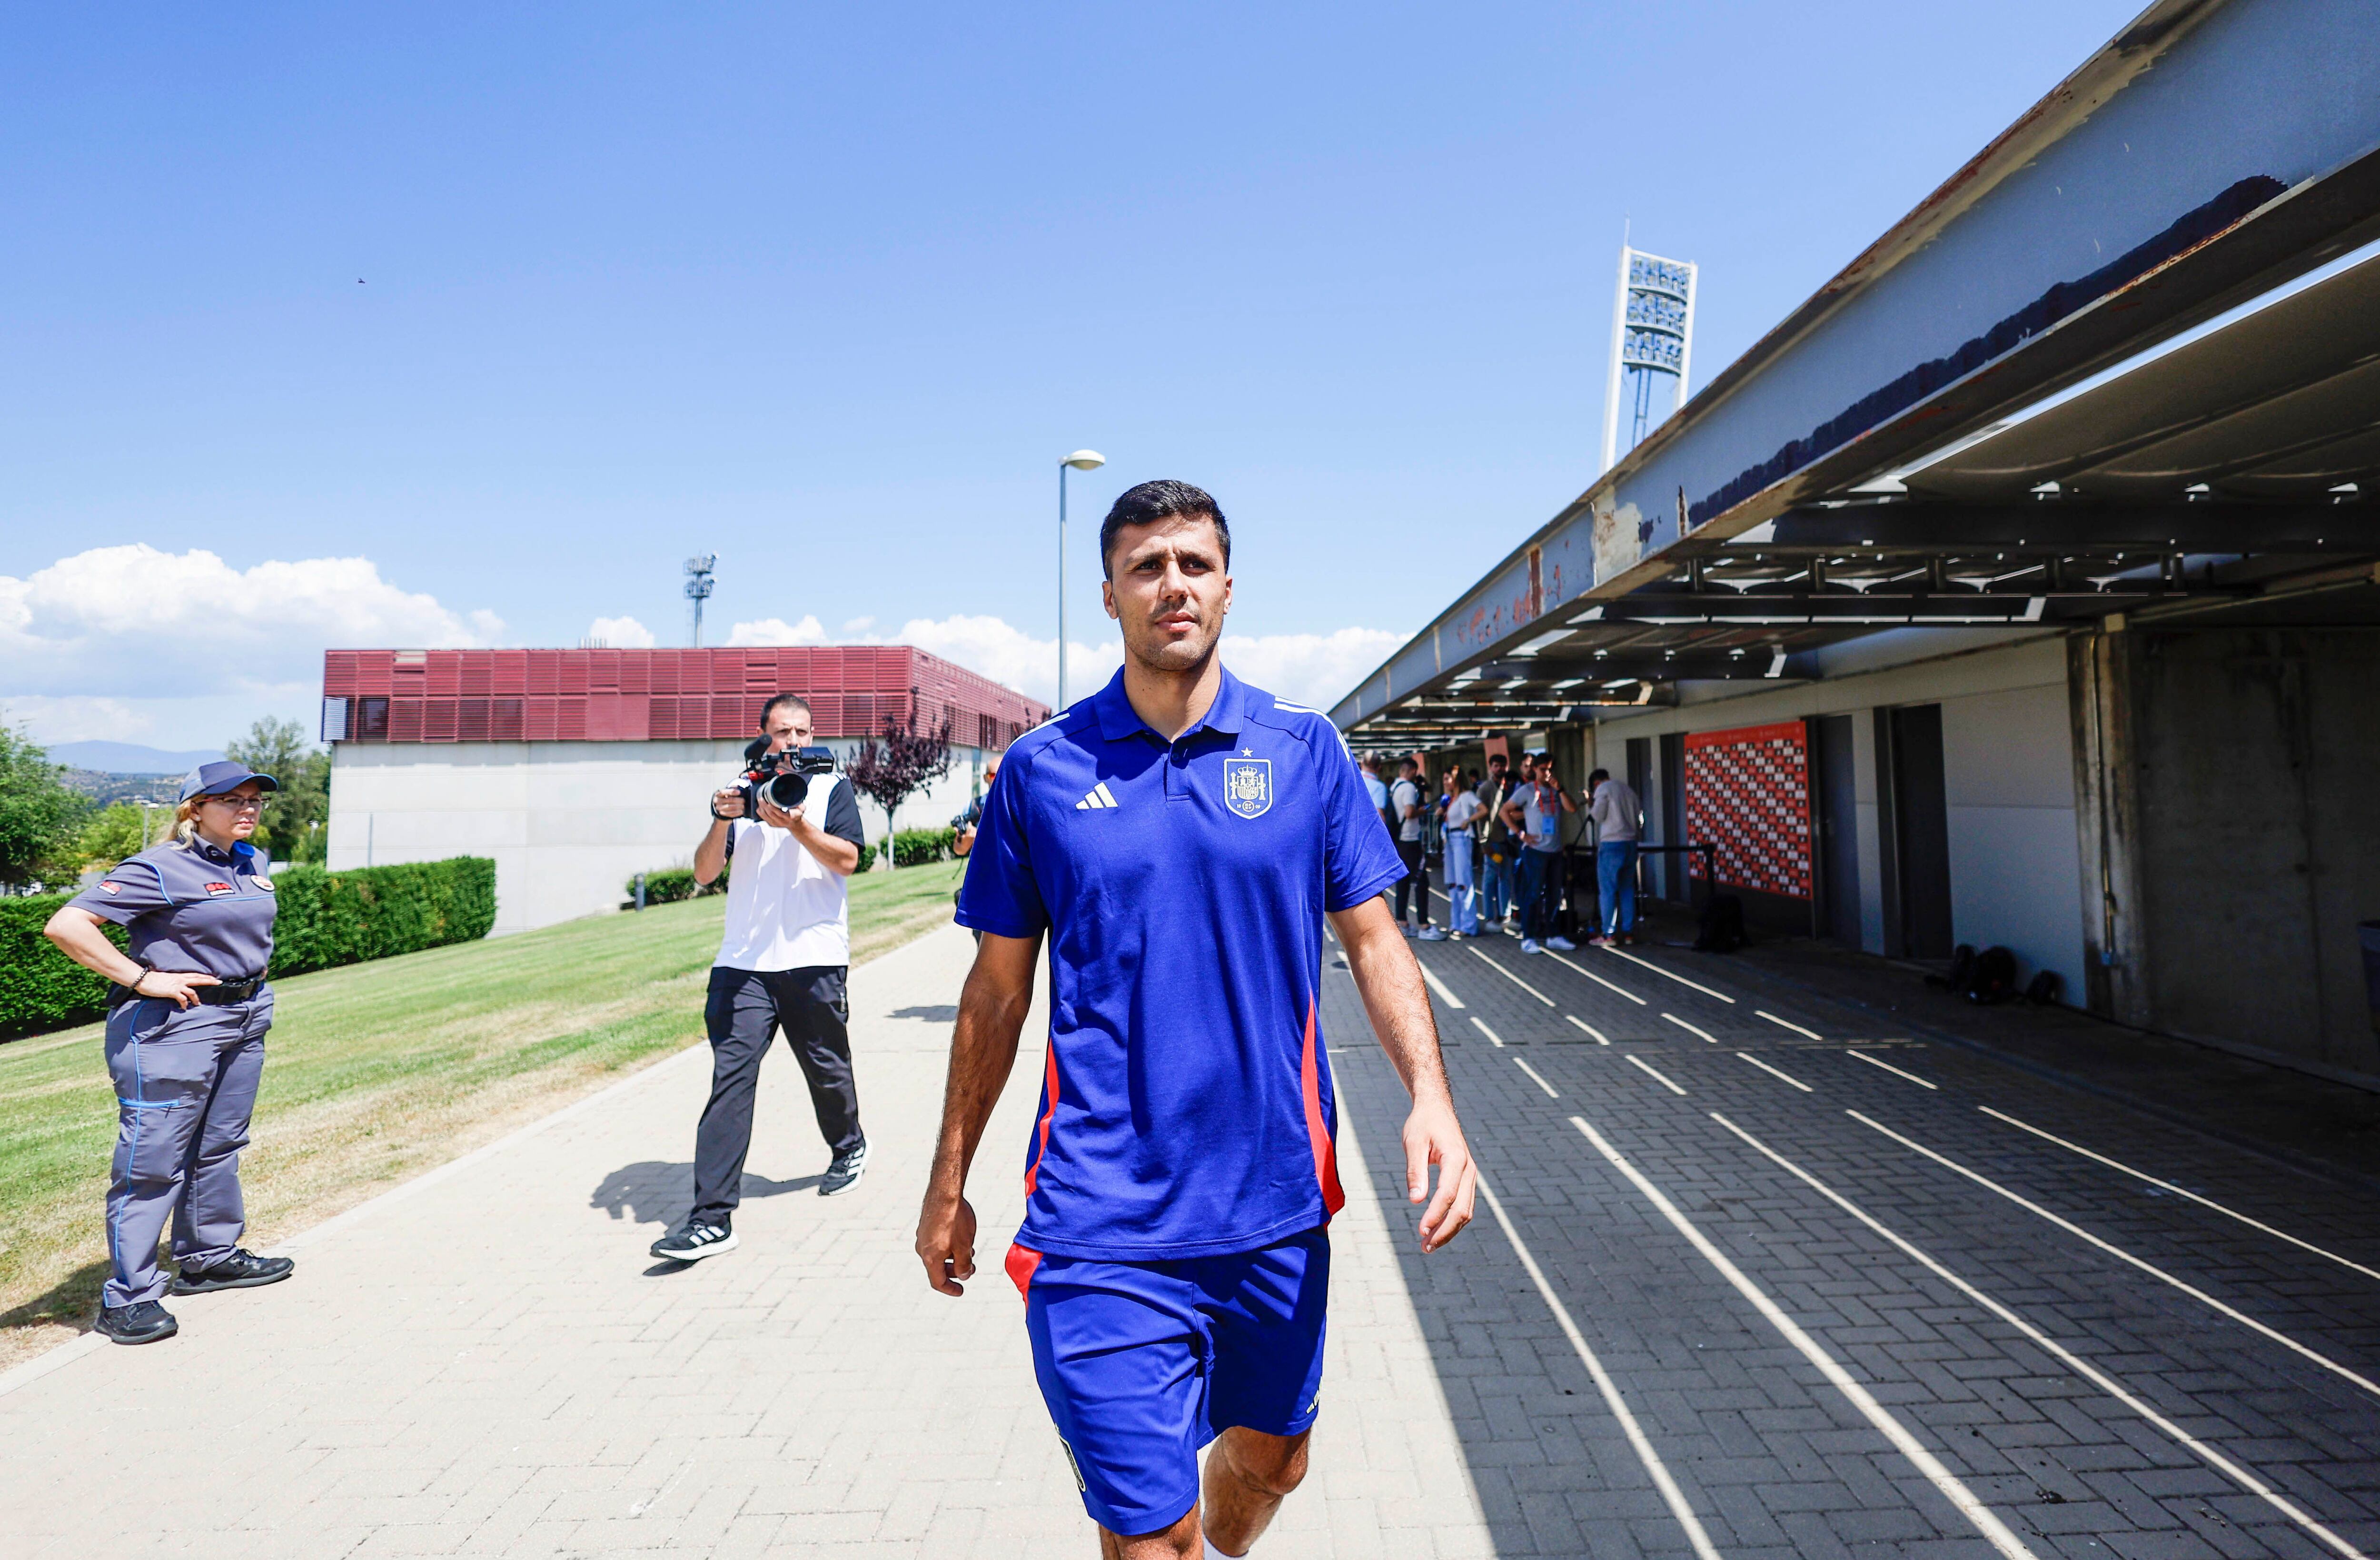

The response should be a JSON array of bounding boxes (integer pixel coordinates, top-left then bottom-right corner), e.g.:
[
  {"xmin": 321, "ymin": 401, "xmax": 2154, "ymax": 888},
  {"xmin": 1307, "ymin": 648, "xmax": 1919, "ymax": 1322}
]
[{"xmin": 2, "ymin": 0, "xmax": 2143, "ymax": 749}]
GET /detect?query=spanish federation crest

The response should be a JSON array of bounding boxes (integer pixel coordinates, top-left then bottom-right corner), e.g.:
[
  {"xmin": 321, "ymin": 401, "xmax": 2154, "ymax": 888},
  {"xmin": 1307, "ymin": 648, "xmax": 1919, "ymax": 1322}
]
[{"xmin": 1222, "ymin": 756, "xmax": 1273, "ymax": 819}]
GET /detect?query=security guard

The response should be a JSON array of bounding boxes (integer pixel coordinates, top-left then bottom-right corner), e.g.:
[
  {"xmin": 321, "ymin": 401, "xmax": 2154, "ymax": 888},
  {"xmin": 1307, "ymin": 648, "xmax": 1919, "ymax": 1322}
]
[{"xmin": 43, "ymin": 760, "xmax": 297, "ymax": 1345}]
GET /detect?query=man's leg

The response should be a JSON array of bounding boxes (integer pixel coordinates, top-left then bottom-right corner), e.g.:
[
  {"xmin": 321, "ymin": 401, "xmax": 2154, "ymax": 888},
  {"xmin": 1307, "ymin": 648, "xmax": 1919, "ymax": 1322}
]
[
  {"xmin": 770, "ymin": 966, "xmax": 863, "ymax": 1157},
  {"xmin": 1595, "ymin": 843, "xmax": 1624, "ymax": 937},
  {"xmin": 1514, "ymin": 850, "xmax": 1546, "ymax": 940},
  {"xmin": 690, "ymin": 967, "xmax": 777, "ymax": 1222},
  {"xmin": 1615, "ymin": 841, "xmax": 1639, "ymax": 934},
  {"xmin": 1200, "ymin": 1427, "xmax": 1312, "ymax": 1556}
]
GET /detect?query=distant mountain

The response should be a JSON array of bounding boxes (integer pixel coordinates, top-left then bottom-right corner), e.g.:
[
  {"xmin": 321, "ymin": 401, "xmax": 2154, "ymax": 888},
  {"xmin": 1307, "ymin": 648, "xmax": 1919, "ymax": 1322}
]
[{"xmin": 46, "ymin": 741, "xmax": 226, "ymax": 775}]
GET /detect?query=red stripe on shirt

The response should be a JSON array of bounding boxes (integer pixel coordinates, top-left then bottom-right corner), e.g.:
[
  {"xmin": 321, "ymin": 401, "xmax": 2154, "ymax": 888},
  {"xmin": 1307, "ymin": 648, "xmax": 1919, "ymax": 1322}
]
[
  {"xmin": 1023, "ymin": 1043, "xmax": 1060, "ymax": 1195},
  {"xmin": 1005, "ymin": 1241, "xmax": 1043, "ymax": 1298},
  {"xmin": 1298, "ymin": 994, "xmax": 1346, "ymax": 1217}
]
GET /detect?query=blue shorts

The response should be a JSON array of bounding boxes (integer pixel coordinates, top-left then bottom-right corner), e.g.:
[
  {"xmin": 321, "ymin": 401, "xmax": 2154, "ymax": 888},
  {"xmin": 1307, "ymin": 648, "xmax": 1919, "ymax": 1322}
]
[{"xmin": 1009, "ymin": 1227, "xmax": 1331, "ymax": 1535}]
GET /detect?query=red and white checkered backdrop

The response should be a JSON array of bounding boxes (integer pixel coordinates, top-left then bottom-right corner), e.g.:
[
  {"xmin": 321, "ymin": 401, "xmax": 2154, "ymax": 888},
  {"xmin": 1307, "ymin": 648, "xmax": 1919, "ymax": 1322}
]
[{"xmin": 1682, "ymin": 720, "xmax": 1811, "ymax": 900}]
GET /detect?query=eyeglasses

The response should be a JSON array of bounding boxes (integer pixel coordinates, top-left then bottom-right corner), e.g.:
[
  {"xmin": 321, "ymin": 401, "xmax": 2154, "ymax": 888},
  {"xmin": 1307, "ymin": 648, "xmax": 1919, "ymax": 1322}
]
[{"xmin": 204, "ymin": 794, "xmax": 267, "ymax": 812}]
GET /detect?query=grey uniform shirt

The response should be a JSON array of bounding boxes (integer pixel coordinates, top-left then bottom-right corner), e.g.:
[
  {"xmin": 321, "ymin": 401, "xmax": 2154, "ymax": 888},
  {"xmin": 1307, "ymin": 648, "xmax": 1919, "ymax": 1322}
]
[{"xmin": 67, "ymin": 837, "xmax": 279, "ymax": 981}]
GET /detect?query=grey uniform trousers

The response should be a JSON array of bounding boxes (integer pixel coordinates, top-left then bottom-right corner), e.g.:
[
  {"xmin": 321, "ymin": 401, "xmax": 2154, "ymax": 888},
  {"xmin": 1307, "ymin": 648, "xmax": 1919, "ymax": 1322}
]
[
  {"xmin": 693, "ymin": 965, "xmax": 861, "ymax": 1222},
  {"xmin": 102, "ymin": 993, "xmax": 271, "ymax": 1306}
]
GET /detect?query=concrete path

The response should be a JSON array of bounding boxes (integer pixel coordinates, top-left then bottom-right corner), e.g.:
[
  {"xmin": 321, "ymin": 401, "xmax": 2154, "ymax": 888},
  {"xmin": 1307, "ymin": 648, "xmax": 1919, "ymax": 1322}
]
[{"xmin": 0, "ymin": 924, "xmax": 1494, "ymax": 1559}]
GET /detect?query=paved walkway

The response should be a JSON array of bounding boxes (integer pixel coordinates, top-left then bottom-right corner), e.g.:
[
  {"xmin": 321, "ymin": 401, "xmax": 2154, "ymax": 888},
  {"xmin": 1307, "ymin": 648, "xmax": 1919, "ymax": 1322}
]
[
  {"xmin": 1346, "ymin": 925, "xmax": 2380, "ymax": 1558},
  {"xmin": 0, "ymin": 925, "xmax": 1492, "ymax": 1559},
  {"xmin": 13, "ymin": 915, "xmax": 2380, "ymax": 1559}
]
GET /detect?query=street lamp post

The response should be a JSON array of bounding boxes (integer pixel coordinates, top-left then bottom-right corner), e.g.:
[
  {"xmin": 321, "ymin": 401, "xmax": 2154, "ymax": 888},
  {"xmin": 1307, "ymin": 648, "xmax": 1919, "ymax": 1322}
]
[{"xmin": 1057, "ymin": 450, "xmax": 1105, "ymax": 710}]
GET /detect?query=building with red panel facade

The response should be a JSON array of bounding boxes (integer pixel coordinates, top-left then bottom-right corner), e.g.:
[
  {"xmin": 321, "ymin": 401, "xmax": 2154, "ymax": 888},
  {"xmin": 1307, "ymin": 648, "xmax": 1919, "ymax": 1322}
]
[{"xmin": 321, "ymin": 646, "xmax": 1045, "ymax": 933}]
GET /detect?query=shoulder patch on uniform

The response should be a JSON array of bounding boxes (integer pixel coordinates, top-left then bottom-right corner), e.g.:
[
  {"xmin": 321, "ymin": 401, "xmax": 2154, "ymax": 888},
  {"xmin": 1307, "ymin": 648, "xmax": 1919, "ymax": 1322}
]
[{"xmin": 99, "ymin": 880, "xmax": 121, "ymax": 894}]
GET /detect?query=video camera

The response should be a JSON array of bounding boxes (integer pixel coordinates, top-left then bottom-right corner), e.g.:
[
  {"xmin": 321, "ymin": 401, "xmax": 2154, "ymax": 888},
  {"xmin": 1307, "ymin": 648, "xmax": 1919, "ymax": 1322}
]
[{"xmin": 736, "ymin": 740, "xmax": 838, "ymax": 818}]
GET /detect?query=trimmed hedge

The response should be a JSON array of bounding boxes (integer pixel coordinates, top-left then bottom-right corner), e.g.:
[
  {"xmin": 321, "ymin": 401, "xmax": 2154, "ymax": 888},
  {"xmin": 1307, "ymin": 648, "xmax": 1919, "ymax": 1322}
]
[
  {"xmin": 0, "ymin": 856, "xmax": 496, "ymax": 1039},
  {"xmin": 625, "ymin": 867, "xmax": 718, "ymax": 907},
  {"xmin": 891, "ymin": 828, "xmax": 956, "ymax": 868}
]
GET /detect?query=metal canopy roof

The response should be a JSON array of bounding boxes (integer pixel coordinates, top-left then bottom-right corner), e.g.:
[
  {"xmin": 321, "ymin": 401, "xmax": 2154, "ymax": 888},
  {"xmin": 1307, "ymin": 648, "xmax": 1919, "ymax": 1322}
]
[{"xmin": 1333, "ymin": 0, "xmax": 2380, "ymax": 745}]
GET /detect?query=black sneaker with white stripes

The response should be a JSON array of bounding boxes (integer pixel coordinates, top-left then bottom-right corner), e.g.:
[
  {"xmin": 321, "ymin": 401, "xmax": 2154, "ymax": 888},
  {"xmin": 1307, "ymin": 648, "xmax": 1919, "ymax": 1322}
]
[
  {"xmin": 819, "ymin": 1139, "xmax": 869, "ymax": 1196},
  {"xmin": 650, "ymin": 1215, "xmax": 738, "ymax": 1262}
]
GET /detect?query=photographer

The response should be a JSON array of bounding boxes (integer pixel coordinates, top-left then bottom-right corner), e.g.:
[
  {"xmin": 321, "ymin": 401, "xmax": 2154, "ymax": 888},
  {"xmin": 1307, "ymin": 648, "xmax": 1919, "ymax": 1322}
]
[{"xmin": 651, "ymin": 693, "xmax": 872, "ymax": 1264}]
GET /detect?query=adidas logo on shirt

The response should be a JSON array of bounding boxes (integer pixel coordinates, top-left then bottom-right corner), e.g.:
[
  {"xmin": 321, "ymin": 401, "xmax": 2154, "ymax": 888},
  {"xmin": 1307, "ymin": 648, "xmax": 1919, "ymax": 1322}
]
[{"xmin": 1076, "ymin": 782, "xmax": 1120, "ymax": 811}]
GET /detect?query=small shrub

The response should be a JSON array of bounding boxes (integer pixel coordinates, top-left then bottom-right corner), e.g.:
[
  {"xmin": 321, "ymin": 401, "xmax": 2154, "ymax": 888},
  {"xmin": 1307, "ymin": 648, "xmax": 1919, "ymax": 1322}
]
[
  {"xmin": 626, "ymin": 867, "xmax": 717, "ymax": 906},
  {"xmin": 891, "ymin": 828, "xmax": 956, "ymax": 868}
]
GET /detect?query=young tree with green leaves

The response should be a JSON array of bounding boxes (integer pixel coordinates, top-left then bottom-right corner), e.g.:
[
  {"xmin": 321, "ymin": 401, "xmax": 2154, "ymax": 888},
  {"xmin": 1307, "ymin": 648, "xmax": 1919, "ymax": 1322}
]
[
  {"xmin": 77, "ymin": 802, "xmax": 153, "ymax": 868},
  {"xmin": 0, "ymin": 727, "xmax": 89, "ymax": 888},
  {"xmin": 226, "ymin": 715, "xmax": 332, "ymax": 864}
]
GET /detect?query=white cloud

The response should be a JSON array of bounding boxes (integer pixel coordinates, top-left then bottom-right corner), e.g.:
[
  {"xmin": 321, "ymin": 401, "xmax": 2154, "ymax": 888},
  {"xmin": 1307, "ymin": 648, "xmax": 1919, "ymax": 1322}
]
[
  {"xmin": 585, "ymin": 615, "xmax": 657, "ymax": 649},
  {"xmin": 732, "ymin": 611, "xmax": 1398, "ymax": 713},
  {"xmin": 1218, "ymin": 627, "xmax": 1402, "ymax": 713},
  {"xmin": 0, "ymin": 545, "xmax": 504, "ymax": 702},
  {"xmin": 0, "ymin": 695, "xmax": 152, "ymax": 744},
  {"xmin": 727, "ymin": 615, "xmax": 830, "ymax": 646}
]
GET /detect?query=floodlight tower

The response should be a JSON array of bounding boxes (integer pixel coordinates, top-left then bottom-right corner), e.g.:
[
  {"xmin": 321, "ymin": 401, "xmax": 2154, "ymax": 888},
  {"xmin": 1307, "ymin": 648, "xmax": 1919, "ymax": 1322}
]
[
  {"xmin": 684, "ymin": 554, "xmax": 717, "ymax": 647},
  {"xmin": 1598, "ymin": 242, "xmax": 1699, "ymax": 475}
]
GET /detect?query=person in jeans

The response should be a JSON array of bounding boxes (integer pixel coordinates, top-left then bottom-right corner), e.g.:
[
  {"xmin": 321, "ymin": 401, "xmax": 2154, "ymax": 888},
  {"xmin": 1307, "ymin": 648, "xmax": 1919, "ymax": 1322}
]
[
  {"xmin": 1389, "ymin": 756, "xmax": 1431, "ymax": 935},
  {"xmin": 1477, "ymin": 752, "xmax": 1514, "ymax": 931},
  {"xmin": 1500, "ymin": 754, "xmax": 1577, "ymax": 955},
  {"xmin": 652, "ymin": 691, "xmax": 872, "ymax": 1263},
  {"xmin": 1587, "ymin": 766, "xmax": 1644, "ymax": 946},
  {"xmin": 1437, "ymin": 769, "xmax": 1484, "ymax": 939}
]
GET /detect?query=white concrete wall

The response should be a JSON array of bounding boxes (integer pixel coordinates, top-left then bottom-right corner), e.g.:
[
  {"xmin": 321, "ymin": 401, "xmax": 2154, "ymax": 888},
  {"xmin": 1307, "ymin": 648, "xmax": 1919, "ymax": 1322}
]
[
  {"xmin": 328, "ymin": 739, "xmax": 994, "ymax": 934},
  {"xmin": 1583, "ymin": 633, "xmax": 2085, "ymax": 1001}
]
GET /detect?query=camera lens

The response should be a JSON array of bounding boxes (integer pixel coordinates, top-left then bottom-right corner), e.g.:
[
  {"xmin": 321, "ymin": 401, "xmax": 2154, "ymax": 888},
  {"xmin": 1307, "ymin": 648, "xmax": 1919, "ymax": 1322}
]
[{"xmin": 764, "ymin": 770, "xmax": 810, "ymax": 810}]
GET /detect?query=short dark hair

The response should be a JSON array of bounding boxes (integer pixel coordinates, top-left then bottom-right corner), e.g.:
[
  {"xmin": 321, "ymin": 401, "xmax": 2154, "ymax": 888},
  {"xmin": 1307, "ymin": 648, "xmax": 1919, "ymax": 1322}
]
[
  {"xmin": 1488, "ymin": 752, "xmax": 1508, "ymax": 766},
  {"xmin": 1099, "ymin": 479, "xmax": 1230, "ymax": 579},
  {"xmin": 760, "ymin": 692, "xmax": 812, "ymax": 728},
  {"xmin": 1588, "ymin": 767, "xmax": 1609, "ymax": 786}
]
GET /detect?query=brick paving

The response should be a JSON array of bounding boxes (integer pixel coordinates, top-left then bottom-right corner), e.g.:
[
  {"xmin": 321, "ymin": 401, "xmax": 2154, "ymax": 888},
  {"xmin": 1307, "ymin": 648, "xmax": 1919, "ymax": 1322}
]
[
  {"xmin": 11, "ymin": 913, "xmax": 2380, "ymax": 1558},
  {"xmin": 0, "ymin": 926, "xmax": 1490, "ymax": 1559},
  {"xmin": 1331, "ymin": 926, "xmax": 2380, "ymax": 1558}
]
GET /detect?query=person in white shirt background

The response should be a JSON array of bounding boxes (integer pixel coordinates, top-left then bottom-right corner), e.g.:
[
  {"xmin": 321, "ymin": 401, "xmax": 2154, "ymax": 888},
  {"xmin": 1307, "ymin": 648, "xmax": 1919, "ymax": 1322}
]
[
  {"xmin": 1433, "ymin": 769, "xmax": 1485, "ymax": 940},
  {"xmin": 1388, "ymin": 756, "xmax": 1432, "ymax": 936},
  {"xmin": 1586, "ymin": 765, "xmax": 1645, "ymax": 946},
  {"xmin": 650, "ymin": 692, "xmax": 873, "ymax": 1264}
]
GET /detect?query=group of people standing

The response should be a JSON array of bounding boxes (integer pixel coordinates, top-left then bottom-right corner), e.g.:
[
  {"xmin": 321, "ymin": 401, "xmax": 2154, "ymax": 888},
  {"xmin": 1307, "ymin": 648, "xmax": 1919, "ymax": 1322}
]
[{"xmin": 1362, "ymin": 748, "xmax": 1646, "ymax": 955}]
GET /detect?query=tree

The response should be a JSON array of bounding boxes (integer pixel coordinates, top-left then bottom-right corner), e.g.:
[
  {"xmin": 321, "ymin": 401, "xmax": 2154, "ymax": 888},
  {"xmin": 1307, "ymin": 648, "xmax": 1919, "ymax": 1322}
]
[
  {"xmin": 226, "ymin": 715, "xmax": 331, "ymax": 865},
  {"xmin": 0, "ymin": 727, "xmax": 89, "ymax": 889},
  {"xmin": 77, "ymin": 803, "xmax": 152, "ymax": 869},
  {"xmin": 843, "ymin": 716, "xmax": 953, "ymax": 870}
]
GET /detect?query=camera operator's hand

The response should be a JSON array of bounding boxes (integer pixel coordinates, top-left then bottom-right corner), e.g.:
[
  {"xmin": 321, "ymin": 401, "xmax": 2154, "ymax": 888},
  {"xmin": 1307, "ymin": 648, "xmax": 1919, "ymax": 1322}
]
[
  {"xmin": 755, "ymin": 795, "xmax": 804, "ymax": 831},
  {"xmin": 711, "ymin": 786, "xmax": 746, "ymax": 821}
]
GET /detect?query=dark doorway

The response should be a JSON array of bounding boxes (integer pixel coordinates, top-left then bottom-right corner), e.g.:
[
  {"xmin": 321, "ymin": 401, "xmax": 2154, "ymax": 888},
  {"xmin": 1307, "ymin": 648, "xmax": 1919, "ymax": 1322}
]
[
  {"xmin": 1657, "ymin": 732, "xmax": 1686, "ymax": 903},
  {"xmin": 1626, "ymin": 736, "xmax": 1655, "ymax": 900},
  {"xmin": 1887, "ymin": 704, "xmax": 1954, "ymax": 958},
  {"xmin": 1811, "ymin": 715, "xmax": 1860, "ymax": 944}
]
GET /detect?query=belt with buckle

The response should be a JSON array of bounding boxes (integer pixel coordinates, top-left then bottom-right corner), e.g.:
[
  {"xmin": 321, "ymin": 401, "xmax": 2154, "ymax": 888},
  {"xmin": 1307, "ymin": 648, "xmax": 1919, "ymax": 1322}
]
[{"xmin": 111, "ymin": 973, "xmax": 266, "ymax": 1008}]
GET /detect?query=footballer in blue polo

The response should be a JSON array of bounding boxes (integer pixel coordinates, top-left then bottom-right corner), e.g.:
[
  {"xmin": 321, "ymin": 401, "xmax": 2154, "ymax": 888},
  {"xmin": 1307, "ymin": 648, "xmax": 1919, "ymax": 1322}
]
[{"xmin": 916, "ymin": 479, "xmax": 1478, "ymax": 1560}]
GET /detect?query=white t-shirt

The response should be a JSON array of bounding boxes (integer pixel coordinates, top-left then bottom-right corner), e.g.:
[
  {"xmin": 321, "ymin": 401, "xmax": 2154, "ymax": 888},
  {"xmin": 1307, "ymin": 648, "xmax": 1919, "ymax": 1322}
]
[
  {"xmin": 1389, "ymin": 777, "xmax": 1424, "ymax": 843},
  {"xmin": 715, "ymin": 774, "xmax": 865, "ymax": 971},
  {"xmin": 1442, "ymin": 791, "xmax": 1484, "ymax": 833}
]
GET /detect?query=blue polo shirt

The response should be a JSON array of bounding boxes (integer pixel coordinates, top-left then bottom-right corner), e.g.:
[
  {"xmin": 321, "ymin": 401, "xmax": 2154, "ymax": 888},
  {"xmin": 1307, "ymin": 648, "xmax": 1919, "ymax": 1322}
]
[{"xmin": 958, "ymin": 666, "xmax": 1407, "ymax": 1262}]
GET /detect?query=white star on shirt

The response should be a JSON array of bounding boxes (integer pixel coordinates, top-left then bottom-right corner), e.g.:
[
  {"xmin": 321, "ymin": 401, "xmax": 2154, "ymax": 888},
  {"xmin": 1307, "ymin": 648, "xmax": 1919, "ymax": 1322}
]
[{"xmin": 1241, "ymin": 747, "xmax": 1253, "ymax": 757}]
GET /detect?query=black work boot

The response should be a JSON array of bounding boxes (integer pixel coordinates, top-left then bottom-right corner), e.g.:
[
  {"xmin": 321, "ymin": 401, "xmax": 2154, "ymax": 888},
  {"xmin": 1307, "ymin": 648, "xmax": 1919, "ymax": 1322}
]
[
  {"xmin": 95, "ymin": 1300, "xmax": 179, "ymax": 1345},
  {"xmin": 171, "ymin": 1249, "xmax": 295, "ymax": 1294}
]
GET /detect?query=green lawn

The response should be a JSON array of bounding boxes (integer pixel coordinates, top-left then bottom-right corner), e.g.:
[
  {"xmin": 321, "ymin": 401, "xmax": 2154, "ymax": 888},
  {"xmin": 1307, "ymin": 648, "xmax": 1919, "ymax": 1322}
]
[{"xmin": 0, "ymin": 859, "xmax": 966, "ymax": 1363}]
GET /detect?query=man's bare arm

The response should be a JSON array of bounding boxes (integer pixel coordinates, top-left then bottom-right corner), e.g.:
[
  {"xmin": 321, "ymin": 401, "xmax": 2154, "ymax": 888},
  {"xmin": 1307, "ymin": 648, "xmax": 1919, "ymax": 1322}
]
[
  {"xmin": 915, "ymin": 929, "xmax": 1043, "ymax": 1294},
  {"xmin": 1327, "ymin": 895, "xmax": 1477, "ymax": 1252}
]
